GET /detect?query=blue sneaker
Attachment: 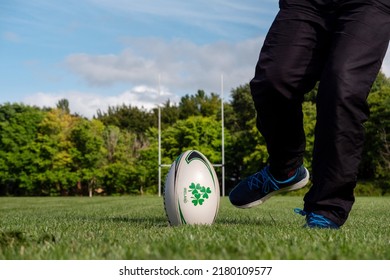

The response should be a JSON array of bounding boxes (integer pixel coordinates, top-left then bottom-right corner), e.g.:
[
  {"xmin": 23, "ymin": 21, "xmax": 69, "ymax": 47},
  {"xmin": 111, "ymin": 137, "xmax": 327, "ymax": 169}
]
[
  {"xmin": 229, "ymin": 165, "xmax": 309, "ymax": 208},
  {"xmin": 294, "ymin": 208, "xmax": 340, "ymax": 229}
]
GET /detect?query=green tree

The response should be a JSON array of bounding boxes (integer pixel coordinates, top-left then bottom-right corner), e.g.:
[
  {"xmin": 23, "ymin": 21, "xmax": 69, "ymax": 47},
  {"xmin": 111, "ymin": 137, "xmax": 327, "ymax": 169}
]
[
  {"xmin": 136, "ymin": 128, "xmax": 160, "ymax": 195},
  {"xmin": 35, "ymin": 108, "xmax": 78, "ymax": 195},
  {"xmin": 302, "ymin": 101, "xmax": 317, "ymax": 172},
  {"xmin": 70, "ymin": 118, "xmax": 105, "ymax": 196},
  {"xmin": 361, "ymin": 73, "xmax": 390, "ymax": 193},
  {"xmin": 241, "ymin": 118, "xmax": 268, "ymax": 175},
  {"xmin": 151, "ymin": 99, "xmax": 180, "ymax": 130},
  {"xmin": 226, "ymin": 84, "xmax": 256, "ymax": 132},
  {"xmin": 162, "ymin": 116, "xmax": 226, "ymax": 164},
  {"xmin": 224, "ymin": 84, "xmax": 258, "ymax": 189},
  {"xmin": 100, "ymin": 126, "xmax": 141, "ymax": 194},
  {"xmin": 96, "ymin": 104, "xmax": 154, "ymax": 136},
  {"xmin": 56, "ymin": 98, "xmax": 70, "ymax": 114},
  {"xmin": 0, "ymin": 103, "xmax": 44, "ymax": 195},
  {"xmin": 179, "ymin": 90, "xmax": 220, "ymax": 119}
]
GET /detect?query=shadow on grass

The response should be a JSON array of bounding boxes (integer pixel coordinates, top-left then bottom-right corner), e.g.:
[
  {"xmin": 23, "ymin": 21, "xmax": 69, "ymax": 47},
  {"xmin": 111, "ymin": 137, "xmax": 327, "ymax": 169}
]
[
  {"xmin": 216, "ymin": 216, "xmax": 278, "ymax": 227},
  {"xmin": 102, "ymin": 216, "xmax": 277, "ymax": 228},
  {"xmin": 101, "ymin": 216, "xmax": 169, "ymax": 228}
]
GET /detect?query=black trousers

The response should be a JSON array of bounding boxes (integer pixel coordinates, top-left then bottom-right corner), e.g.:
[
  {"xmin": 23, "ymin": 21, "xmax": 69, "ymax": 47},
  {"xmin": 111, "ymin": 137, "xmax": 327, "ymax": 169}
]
[{"xmin": 250, "ymin": 0, "xmax": 390, "ymax": 225}]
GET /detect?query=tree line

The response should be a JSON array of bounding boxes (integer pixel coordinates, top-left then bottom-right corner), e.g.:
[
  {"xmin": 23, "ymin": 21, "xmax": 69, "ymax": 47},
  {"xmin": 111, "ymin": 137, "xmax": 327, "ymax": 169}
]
[{"xmin": 1, "ymin": 73, "xmax": 389, "ymax": 196}]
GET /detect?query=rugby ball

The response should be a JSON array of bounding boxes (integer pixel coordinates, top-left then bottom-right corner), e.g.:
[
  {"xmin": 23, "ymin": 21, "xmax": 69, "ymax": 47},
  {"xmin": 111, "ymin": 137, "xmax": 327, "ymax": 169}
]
[{"xmin": 164, "ymin": 150, "xmax": 220, "ymax": 226}]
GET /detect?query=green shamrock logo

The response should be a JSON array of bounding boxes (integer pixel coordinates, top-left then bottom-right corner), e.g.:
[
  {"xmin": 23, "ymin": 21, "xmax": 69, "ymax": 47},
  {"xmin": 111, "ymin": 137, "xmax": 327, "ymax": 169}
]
[{"xmin": 189, "ymin": 182, "xmax": 212, "ymax": 206}]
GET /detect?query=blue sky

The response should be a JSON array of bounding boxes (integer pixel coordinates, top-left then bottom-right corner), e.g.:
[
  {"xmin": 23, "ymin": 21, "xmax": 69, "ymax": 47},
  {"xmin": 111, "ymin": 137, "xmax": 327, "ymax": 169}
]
[{"xmin": 1, "ymin": 0, "xmax": 389, "ymax": 118}]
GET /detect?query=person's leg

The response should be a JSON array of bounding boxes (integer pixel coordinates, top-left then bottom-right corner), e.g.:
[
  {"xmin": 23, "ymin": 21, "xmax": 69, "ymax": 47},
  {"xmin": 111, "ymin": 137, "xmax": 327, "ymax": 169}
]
[
  {"xmin": 229, "ymin": 1, "xmax": 333, "ymax": 208},
  {"xmin": 250, "ymin": 1, "xmax": 331, "ymax": 179},
  {"xmin": 304, "ymin": 1, "xmax": 390, "ymax": 226}
]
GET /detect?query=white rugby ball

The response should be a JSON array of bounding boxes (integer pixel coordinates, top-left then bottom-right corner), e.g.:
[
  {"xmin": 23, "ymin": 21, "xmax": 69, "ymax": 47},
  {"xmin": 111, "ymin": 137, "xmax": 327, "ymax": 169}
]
[{"xmin": 164, "ymin": 150, "xmax": 220, "ymax": 226}]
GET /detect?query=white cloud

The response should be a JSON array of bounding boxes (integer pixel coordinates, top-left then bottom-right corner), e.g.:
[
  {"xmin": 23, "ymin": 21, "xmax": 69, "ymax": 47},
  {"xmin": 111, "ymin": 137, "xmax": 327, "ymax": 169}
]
[
  {"xmin": 64, "ymin": 36, "xmax": 390, "ymax": 112},
  {"xmin": 23, "ymin": 37, "xmax": 265, "ymax": 119},
  {"xmin": 23, "ymin": 86, "xmax": 176, "ymax": 119},
  {"xmin": 65, "ymin": 37, "xmax": 262, "ymax": 95}
]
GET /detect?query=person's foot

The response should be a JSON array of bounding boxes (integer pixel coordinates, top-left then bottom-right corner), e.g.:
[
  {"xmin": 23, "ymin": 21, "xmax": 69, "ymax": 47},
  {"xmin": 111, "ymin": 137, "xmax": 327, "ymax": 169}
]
[
  {"xmin": 229, "ymin": 165, "xmax": 309, "ymax": 208},
  {"xmin": 294, "ymin": 209, "xmax": 340, "ymax": 229}
]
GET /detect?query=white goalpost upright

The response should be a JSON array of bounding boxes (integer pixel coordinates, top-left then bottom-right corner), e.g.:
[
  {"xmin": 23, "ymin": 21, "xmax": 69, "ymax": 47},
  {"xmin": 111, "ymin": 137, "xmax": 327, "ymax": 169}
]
[
  {"xmin": 157, "ymin": 74, "xmax": 226, "ymax": 197},
  {"xmin": 158, "ymin": 74, "xmax": 162, "ymax": 197},
  {"xmin": 220, "ymin": 74, "xmax": 226, "ymax": 197}
]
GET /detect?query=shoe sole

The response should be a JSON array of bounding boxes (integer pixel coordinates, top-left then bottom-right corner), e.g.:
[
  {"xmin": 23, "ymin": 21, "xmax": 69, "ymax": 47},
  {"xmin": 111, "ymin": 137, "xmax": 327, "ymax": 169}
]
[{"xmin": 234, "ymin": 168, "xmax": 309, "ymax": 209}]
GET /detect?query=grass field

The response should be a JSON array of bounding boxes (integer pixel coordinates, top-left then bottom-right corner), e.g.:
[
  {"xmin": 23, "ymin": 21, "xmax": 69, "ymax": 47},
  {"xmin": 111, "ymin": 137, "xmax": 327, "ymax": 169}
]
[{"xmin": 0, "ymin": 196, "xmax": 389, "ymax": 260}]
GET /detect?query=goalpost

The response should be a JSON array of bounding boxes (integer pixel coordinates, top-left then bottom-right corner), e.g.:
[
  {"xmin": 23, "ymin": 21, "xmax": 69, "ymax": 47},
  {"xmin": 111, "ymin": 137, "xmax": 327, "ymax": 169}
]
[{"xmin": 157, "ymin": 74, "xmax": 226, "ymax": 197}]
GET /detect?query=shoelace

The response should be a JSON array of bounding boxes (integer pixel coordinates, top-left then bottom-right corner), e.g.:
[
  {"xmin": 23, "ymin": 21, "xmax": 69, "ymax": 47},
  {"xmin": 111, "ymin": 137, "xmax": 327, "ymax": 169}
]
[
  {"xmin": 294, "ymin": 208, "xmax": 339, "ymax": 229},
  {"xmin": 248, "ymin": 167, "xmax": 279, "ymax": 193}
]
